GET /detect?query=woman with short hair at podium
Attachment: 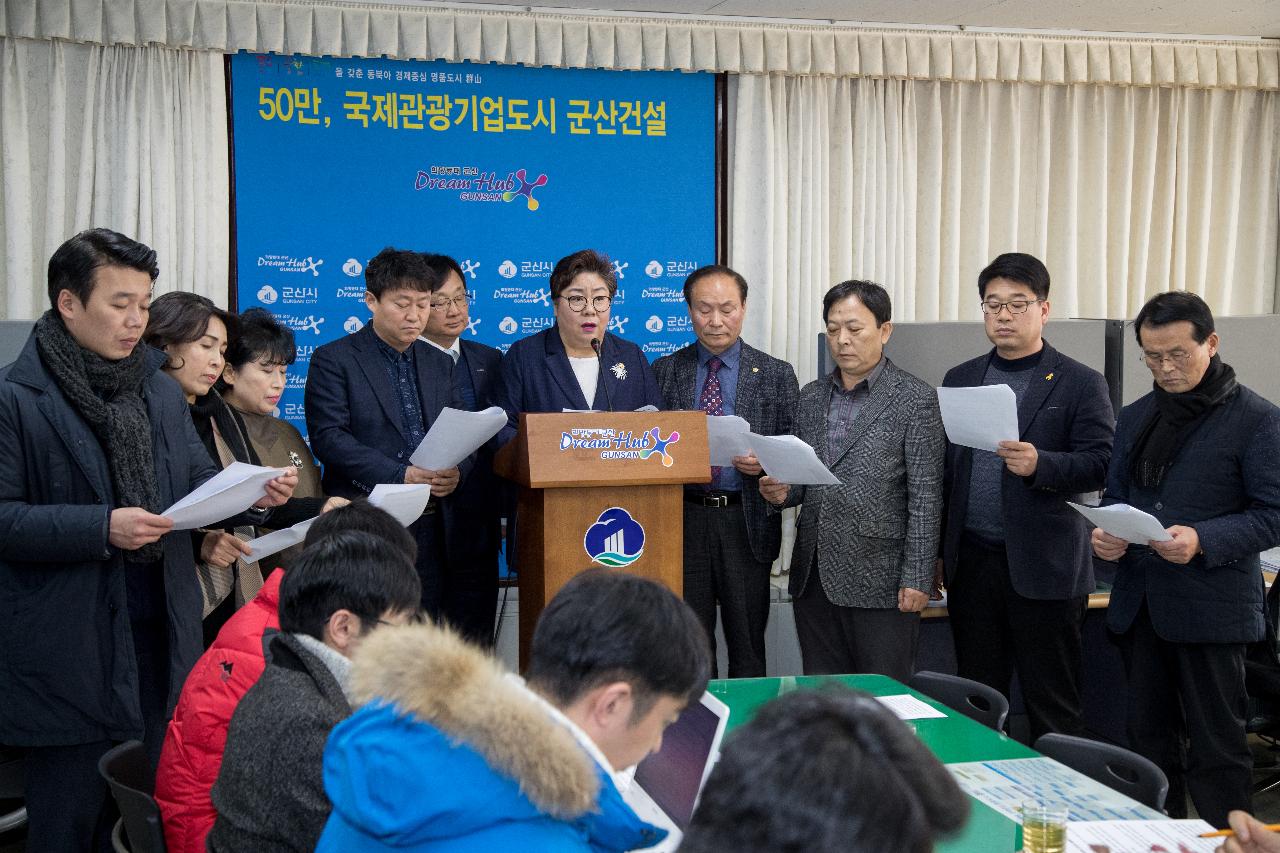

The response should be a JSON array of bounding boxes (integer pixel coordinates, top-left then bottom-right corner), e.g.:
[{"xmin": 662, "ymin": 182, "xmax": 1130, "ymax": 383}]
[{"xmin": 496, "ymin": 248, "xmax": 662, "ymax": 443}]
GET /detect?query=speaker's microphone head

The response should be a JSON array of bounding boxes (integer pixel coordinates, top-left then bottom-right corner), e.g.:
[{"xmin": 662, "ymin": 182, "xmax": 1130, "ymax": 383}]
[{"xmin": 590, "ymin": 337, "xmax": 602, "ymax": 355}]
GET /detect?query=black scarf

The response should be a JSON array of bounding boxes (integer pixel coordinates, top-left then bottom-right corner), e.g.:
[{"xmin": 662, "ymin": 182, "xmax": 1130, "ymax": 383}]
[
  {"xmin": 35, "ymin": 310, "xmax": 164, "ymax": 562},
  {"xmin": 190, "ymin": 389, "xmax": 260, "ymax": 469},
  {"xmin": 1130, "ymin": 353, "xmax": 1238, "ymax": 489}
]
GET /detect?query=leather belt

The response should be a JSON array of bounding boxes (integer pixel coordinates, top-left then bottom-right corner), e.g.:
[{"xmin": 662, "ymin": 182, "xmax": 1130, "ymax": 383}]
[{"xmin": 685, "ymin": 491, "xmax": 742, "ymax": 508}]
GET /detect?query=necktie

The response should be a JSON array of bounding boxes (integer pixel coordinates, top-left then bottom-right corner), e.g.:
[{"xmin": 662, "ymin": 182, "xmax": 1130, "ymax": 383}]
[{"xmin": 698, "ymin": 356, "xmax": 724, "ymax": 488}]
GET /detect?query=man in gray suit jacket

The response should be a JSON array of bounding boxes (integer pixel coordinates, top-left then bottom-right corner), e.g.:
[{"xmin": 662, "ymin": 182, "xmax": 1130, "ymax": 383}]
[
  {"xmin": 653, "ymin": 265, "xmax": 799, "ymax": 677},
  {"xmin": 762, "ymin": 280, "xmax": 945, "ymax": 680}
]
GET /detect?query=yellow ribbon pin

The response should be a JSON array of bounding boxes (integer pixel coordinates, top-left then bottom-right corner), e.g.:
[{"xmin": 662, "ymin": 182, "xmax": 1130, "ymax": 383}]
[{"xmin": 1045, "ymin": 373, "xmax": 1054, "ymax": 381}]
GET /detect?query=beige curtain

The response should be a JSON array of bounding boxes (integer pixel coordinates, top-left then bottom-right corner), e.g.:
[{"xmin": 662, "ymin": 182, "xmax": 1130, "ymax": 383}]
[
  {"xmin": 728, "ymin": 74, "xmax": 1280, "ymax": 382},
  {"xmin": 0, "ymin": 36, "xmax": 229, "ymax": 319},
  {"xmin": 2, "ymin": 0, "xmax": 1278, "ymax": 89}
]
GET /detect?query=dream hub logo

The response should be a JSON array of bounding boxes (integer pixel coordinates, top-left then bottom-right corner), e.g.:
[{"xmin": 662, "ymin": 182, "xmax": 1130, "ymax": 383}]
[
  {"xmin": 583, "ymin": 507, "xmax": 645, "ymax": 567},
  {"xmin": 501, "ymin": 168, "xmax": 548, "ymax": 211}
]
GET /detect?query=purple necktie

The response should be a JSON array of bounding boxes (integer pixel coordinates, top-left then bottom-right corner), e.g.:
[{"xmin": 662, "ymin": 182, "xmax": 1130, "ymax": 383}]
[{"xmin": 699, "ymin": 356, "xmax": 724, "ymax": 488}]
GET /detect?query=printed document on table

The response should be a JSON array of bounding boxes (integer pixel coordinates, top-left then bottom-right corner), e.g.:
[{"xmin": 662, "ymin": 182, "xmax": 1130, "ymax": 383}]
[
  {"xmin": 875, "ymin": 694, "xmax": 947, "ymax": 720},
  {"xmin": 937, "ymin": 384, "xmax": 1019, "ymax": 452},
  {"xmin": 947, "ymin": 758, "xmax": 1164, "ymax": 823},
  {"xmin": 1067, "ymin": 502, "xmax": 1173, "ymax": 544},
  {"xmin": 163, "ymin": 462, "xmax": 285, "ymax": 531},
  {"xmin": 1064, "ymin": 819, "xmax": 1218, "ymax": 852},
  {"xmin": 706, "ymin": 415, "xmax": 753, "ymax": 467},
  {"xmin": 410, "ymin": 406, "xmax": 506, "ymax": 471},
  {"xmin": 244, "ymin": 517, "xmax": 318, "ymax": 562},
  {"xmin": 751, "ymin": 434, "xmax": 840, "ymax": 485},
  {"xmin": 368, "ymin": 484, "xmax": 433, "ymax": 526}
]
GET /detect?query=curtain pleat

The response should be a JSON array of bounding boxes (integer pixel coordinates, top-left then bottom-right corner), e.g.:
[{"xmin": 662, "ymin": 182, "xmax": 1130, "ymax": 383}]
[
  {"xmin": 0, "ymin": 36, "xmax": 229, "ymax": 319},
  {"xmin": 728, "ymin": 75, "xmax": 1280, "ymax": 384},
  {"xmin": 2, "ymin": 0, "xmax": 1278, "ymax": 89}
]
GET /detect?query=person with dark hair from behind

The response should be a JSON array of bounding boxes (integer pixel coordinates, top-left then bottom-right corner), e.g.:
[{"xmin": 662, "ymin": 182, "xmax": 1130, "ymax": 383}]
[
  {"xmin": 0, "ymin": 229, "xmax": 294, "ymax": 853},
  {"xmin": 144, "ymin": 292, "xmax": 334, "ymax": 644},
  {"xmin": 155, "ymin": 501, "xmax": 417, "ymax": 853},
  {"xmin": 316, "ymin": 569, "xmax": 711, "ymax": 852},
  {"xmin": 681, "ymin": 687, "xmax": 968, "ymax": 853},
  {"xmin": 938, "ymin": 253, "xmax": 1114, "ymax": 742},
  {"xmin": 418, "ymin": 252, "xmax": 505, "ymax": 645},
  {"xmin": 306, "ymin": 247, "xmax": 467, "ymax": 620},
  {"xmin": 207, "ymin": 529, "xmax": 421, "ymax": 853},
  {"xmin": 1093, "ymin": 291, "xmax": 1280, "ymax": 827}
]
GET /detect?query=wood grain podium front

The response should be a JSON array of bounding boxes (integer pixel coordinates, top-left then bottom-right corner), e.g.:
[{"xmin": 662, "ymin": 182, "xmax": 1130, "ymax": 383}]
[{"xmin": 494, "ymin": 411, "xmax": 710, "ymax": 668}]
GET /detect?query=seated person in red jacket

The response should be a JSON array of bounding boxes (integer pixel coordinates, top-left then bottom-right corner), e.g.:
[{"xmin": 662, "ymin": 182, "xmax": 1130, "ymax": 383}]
[{"xmin": 155, "ymin": 501, "xmax": 417, "ymax": 853}]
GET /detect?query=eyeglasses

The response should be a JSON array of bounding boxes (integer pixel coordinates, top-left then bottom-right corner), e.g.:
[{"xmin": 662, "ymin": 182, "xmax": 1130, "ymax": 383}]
[
  {"xmin": 376, "ymin": 609, "xmax": 428, "ymax": 628},
  {"xmin": 561, "ymin": 294, "xmax": 612, "ymax": 313},
  {"xmin": 429, "ymin": 293, "xmax": 471, "ymax": 312},
  {"xmin": 980, "ymin": 299, "xmax": 1042, "ymax": 315},
  {"xmin": 1140, "ymin": 350, "xmax": 1195, "ymax": 368}
]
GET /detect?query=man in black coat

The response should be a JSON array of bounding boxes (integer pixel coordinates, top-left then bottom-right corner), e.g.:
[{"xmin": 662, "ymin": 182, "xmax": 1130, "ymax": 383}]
[
  {"xmin": 209, "ymin": 527, "xmax": 421, "ymax": 853},
  {"xmin": 654, "ymin": 264, "xmax": 799, "ymax": 677},
  {"xmin": 939, "ymin": 253, "xmax": 1114, "ymax": 741},
  {"xmin": 0, "ymin": 229, "xmax": 296, "ymax": 853},
  {"xmin": 305, "ymin": 248, "xmax": 467, "ymax": 620},
  {"xmin": 418, "ymin": 252, "xmax": 505, "ymax": 646},
  {"xmin": 1093, "ymin": 292, "xmax": 1280, "ymax": 827}
]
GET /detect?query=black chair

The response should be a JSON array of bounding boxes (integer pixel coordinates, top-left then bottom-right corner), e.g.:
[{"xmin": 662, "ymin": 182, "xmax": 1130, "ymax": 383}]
[
  {"xmin": 0, "ymin": 745, "xmax": 26, "ymax": 833},
  {"xmin": 1246, "ymin": 570, "xmax": 1280, "ymax": 793},
  {"xmin": 1034, "ymin": 732, "xmax": 1169, "ymax": 812},
  {"xmin": 907, "ymin": 670, "xmax": 1009, "ymax": 732},
  {"xmin": 97, "ymin": 740, "xmax": 166, "ymax": 853}
]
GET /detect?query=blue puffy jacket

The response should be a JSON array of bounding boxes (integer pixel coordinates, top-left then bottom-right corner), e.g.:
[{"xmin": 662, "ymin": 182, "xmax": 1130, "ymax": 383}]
[{"xmin": 317, "ymin": 624, "xmax": 666, "ymax": 853}]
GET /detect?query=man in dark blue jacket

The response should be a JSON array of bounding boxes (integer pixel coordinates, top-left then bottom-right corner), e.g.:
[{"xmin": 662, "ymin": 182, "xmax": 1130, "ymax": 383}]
[
  {"xmin": 1093, "ymin": 291, "xmax": 1280, "ymax": 827},
  {"xmin": 0, "ymin": 229, "xmax": 295, "ymax": 853},
  {"xmin": 939, "ymin": 253, "xmax": 1114, "ymax": 741},
  {"xmin": 305, "ymin": 248, "xmax": 467, "ymax": 620},
  {"xmin": 418, "ymin": 252, "xmax": 505, "ymax": 646}
]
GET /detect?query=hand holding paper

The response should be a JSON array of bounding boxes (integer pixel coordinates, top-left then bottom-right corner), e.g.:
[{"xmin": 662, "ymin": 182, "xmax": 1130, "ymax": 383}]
[
  {"xmin": 163, "ymin": 462, "xmax": 286, "ymax": 530},
  {"xmin": 751, "ymin": 434, "xmax": 840, "ymax": 485},
  {"xmin": 243, "ymin": 484, "xmax": 432, "ymax": 562},
  {"xmin": 937, "ymin": 385, "xmax": 1019, "ymax": 452},
  {"xmin": 410, "ymin": 406, "xmax": 507, "ymax": 471},
  {"xmin": 1068, "ymin": 502, "xmax": 1172, "ymax": 544},
  {"xmin": 706, "ymin": 415, "xmax": 753, "ymax": 467}
]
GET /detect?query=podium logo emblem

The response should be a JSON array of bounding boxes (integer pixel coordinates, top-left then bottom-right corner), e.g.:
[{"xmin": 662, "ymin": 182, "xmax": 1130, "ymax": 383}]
[{"xmin": 584, "ymin": 507, "xmax": 645, "ymax": 567}]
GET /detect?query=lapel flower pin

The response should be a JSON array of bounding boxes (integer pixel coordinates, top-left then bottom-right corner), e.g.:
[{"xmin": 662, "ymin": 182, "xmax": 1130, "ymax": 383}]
[
  {"xmin": 289, "ymin": 451, "xmax": 305, "ymax": 467},
  {"xmin": 611, "ymin": 363, "xmax": 628, "ymax": 380},
  {"xmin": 752, "ymin": 366, "xmax": 760, "ymax": 373}
]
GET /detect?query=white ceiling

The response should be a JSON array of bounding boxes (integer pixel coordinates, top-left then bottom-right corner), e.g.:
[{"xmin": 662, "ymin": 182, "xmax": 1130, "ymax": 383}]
[{"xmin": 414, "ymin": 0, "xmax": 1280, "ymax": 39}]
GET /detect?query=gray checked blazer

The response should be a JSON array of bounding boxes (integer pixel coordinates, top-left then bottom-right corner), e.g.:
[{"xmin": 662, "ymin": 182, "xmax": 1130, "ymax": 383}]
[
  {"xmin": 653, "ymin": 340, "xmax": 800, "ymax": 565},
  {"xmin": 780, "ymin": 357, "xmax": 946, "ymax": 609}
]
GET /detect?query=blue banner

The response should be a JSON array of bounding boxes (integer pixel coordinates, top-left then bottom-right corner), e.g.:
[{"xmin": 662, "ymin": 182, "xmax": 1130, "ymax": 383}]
[{"xmin": 229, "ymin": 52, "xmax": 716, "ymax": 437}]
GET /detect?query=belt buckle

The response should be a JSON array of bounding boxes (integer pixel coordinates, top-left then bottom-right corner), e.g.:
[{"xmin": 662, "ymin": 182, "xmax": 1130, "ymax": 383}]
[{"xmin": 704, "ymin": 493, "xmax": 729, "ymax": 508}]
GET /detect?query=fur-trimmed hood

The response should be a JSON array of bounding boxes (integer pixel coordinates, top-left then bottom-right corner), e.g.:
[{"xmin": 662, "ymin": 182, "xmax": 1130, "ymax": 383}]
[
  {"xmin": 317, "ymin": 624, "xmax": 665, "ymax": 852},
  {"xmin": 348, "ymin": 623, "xmax": 598, "ymax": 816}
]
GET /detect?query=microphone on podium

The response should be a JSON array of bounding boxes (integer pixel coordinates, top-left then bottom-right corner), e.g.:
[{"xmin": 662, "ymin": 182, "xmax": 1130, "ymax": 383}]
[{"xmin": 591, "ymin": 336, "xmax": 615, "ymax": 412}]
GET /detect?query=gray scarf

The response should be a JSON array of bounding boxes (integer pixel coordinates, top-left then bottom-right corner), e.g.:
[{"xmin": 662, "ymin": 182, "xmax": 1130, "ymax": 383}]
[{"xmin": 35, "ymin": 310, "xmax": 164, "ymax": 562}]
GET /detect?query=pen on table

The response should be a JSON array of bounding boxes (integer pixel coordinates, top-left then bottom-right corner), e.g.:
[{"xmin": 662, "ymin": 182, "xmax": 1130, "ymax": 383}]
[{"xmin": 1200, "ymin": 823, "xmax": 1280, "ymax": 838}]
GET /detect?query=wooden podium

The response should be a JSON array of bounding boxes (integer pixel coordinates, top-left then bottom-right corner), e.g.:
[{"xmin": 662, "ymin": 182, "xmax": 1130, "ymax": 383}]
[{"xmin": 494, "ymin": 411, "xmax": 710, "ymax": 668}]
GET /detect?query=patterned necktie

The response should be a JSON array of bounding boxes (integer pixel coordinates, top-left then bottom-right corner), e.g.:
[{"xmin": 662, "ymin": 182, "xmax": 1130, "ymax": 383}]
[{"xmin": 698, "ymin": 356, "xmax": 724, "ymax": 488}]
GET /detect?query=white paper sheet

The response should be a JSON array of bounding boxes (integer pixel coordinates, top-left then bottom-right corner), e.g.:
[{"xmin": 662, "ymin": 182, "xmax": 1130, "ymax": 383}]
[
  {"xmin": 1064, "ymin": 819, "xmax": 1218, "ymax": 852},
  {"xmin": 368, "ymin": 484, "xmax": 433, "ymax": 525},
  {"xmin": 634, "ymin": 405, "xmax": 660, "ymax": 412},
  {"xmin": 947, "ymin": 758, "xmax": 1164, "ymax": 823},
  {"xmin": 244, "ymin": 516, "xmax": 318, "ymax": 561},
  {"xmin": 1067, "ymin": 502, "xmax": 1173, "ymax": 544},
  {"xmin": 163, "ymin": 462, "xmax": 285, "ymax": 531},
  {"xmin": 750, "ymin": 434, "xmax": 841, "ymax": 485},
  {"xmin": 875, "ymin": 694, "xmax": 947, "ymax": 720},
  {"xmin": 937, "ymin": 384, "xmax": 1020, "ymax": 452},
  {"xmin": 409, "ymin": 406, "xmax": 507, "ymax": 471},
  {"xmin": 706, "ymin": 416, "xmax": 754, "ymax": 467}
]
